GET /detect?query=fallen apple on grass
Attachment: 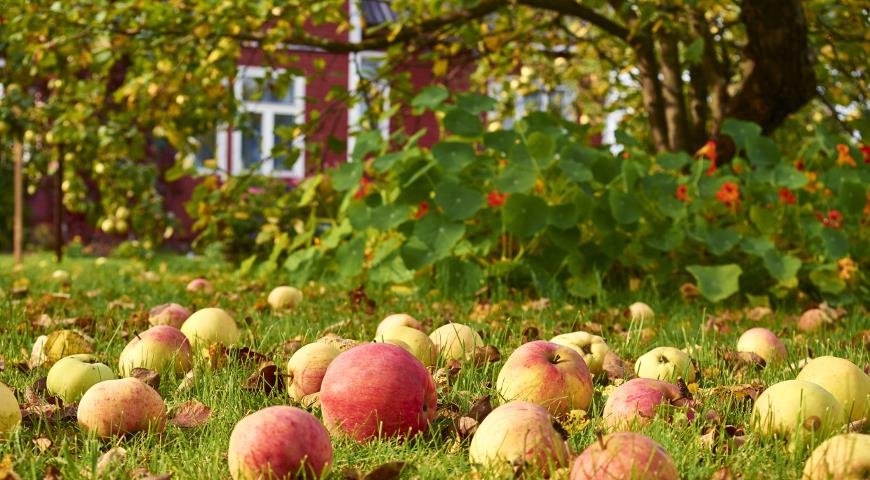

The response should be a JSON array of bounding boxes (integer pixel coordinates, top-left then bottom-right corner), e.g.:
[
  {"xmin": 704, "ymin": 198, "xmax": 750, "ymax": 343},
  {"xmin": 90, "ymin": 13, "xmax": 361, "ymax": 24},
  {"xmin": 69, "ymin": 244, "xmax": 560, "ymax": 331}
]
[
  {"xmin": 185, "ymin": 278, "xmax": 213, "ymax": 293},
  {"xmin": 570, "ymin": 432, "xmax": 679, "ymax": 480},
  {"xmin": 228, "ymin": 405, "xmax": 333, "ymax": 480},
  {"xmin": 376, "ymin": 313, "xmax": 423, "ymax": 336},
  {"xmin": 374, "ymin": 325, "xmax": 438, "ymax": 366},
  {"xmin": 180, "ymin": 307, "xmax": 240, "ymax": 355},
  {"xmin": 148, "ymin": 303, "xmax": 191, "ymax": 328},
  {"xmin": 267, "ymin": 286, "xmax": 303, "ymax": 311},
  {"xmin": 287, "ymin": 342, "xmax": 341, "ymax": 402},
  {"xmin": 0, "ymin": 381, "xmax": 21, "ymax": 436},
  {"xmin": 801, "ymin": 433, "xmax": 869, "ymax": 480},
  {"xmin": 549, "ymin": 331, "xmax": 610, "ymax": 375},
  {"xmin": 468, "ymin": 401, "xmax": 568, "ymax": 476},
  {"xmin": 496, "ymin": 340, "xmax": 593, "ymax": 416},
  {"xmin": 51, "ymin": 269, "xmax": 71, "ymax": 283},
  {"xmin": 634, "ymin": 346, "xmax": 696, "ymax": 383},
  {"xmin": 429, "ymin": 322, "xmax": 484, "ymax": 362},
  {"xmin": 118, "ymin": 325, "xmax": 193, "ymax": 378},
  {"xmin": 46, "ymin": 354, "xmax": 116, "ymax": 404},
  {"xmin": 796, "ymin": 356, "xmax": 870, "ymax": 422},
  {"xmin": 77, "ymin": 377, "xmax": 166, "ymax": 438},
  {"xmin": 319, "ymin": 343, "xmax": 436, "ymax": 442},
  {"xmin": 602, "ymin": 378, "xmax": 691, "ymax": 430},
  {"xmin": 628, "ymin": 302, "xmax": 655, "ymax": 322},
  {"xmin": 736, "ymin": 327, "xmax": 787, "ymax": 365},
  {"xmin": 751, "ymin": 380, "xmax": 845, "ymax": 440}
]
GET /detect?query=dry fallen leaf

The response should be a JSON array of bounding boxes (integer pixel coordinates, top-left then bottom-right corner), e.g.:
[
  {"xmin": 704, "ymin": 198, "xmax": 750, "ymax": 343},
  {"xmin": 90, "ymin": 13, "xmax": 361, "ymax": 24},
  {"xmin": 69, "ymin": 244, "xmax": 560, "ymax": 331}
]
[
  {"xmin": 472, "ymin": 345, "xmax": 501, "ymax": 366},
  {"xmin": 93, "ymin": 447, "xmax": 126, "ymax": 478},
  {"xmin": 169, "ymin": 400, "xmax": 212, "ymax": 428},
  {"xmin": 131, "ymin": 368, "xmax": 160, "ymax": 390},
  {"xmin": 175, "ymin": 371, "xmax": 195, "ymax": 393},
  {"xmin": 468, "ymin": 395, "xmax": 493, "ymax": 422},
  {"xmin": 130, "ymin": 467, "xmax": 172, "ymax": 480},
  {"xmin": 42, "ymin": 465, "xmax": 61, "ymax": 480},
  {"xmin": 33, "ymin": 437, "xmax": 52, "ymax": 453},
  {"xmin": 243, "ymin": 361, "xmax": 284, "ymax": 395},
  {"xmin": 602, "ymin": 351, "xmax": 632, "ymax": 380},
  {"xmin": 363, "ymin": 462, "xmax": 407, "ymax": 480}
]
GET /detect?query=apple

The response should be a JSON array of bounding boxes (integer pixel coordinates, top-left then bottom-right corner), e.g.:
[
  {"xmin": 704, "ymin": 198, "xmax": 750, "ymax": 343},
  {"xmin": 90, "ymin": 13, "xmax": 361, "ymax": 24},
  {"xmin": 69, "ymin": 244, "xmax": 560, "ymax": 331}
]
[
  {"xmin": 429, "ymin": 323, "xmax": 484, "ymax": 361},
  {"xmin": 186, "ymin": 278, "xmax": 213, "ymax": 293},
  {"xmin": 267, "ymin": 286, "xmax": 303, "ymax": 311},
  {"xmin": 628, "ymin": 302, "xmax": 654, "ymax": 322},
  {"xmin": 0, "ymin": 381, "xmax": 22, "ymax": 436},
  {"xmin": 549, "ymin": 331, "xmax": 610, "ymax": 375},
  {"xmin": 736, "ymin": 327, "xmax": 787, "ymax": 365},
  {"xmin": 634, "ymin": 346, "xmax": 696, "ymax": 383},
  {"xmin": 468, "ymin": 401, "xmax": 568, "ymax": 476},
  {"xmin": 43, "ymin": 329, "xmax": 95, "ymax": 365},
  {"xmin": 319, "ymin": 343, "xmax": 437, "ymax": 441},
  {"xmin": 228, "ymin": 405, "xmax": 333, "ymax": 480},
  {"xmin": 119, "ymin": 325, "xmax": 193, "ymax": 378},
  {"xmin": 570, "ymin": 432, "xmax": 679, "ymax": 480},
  {"xmin": 51, "ymin": 269, "xmax": 70, "ymax": 283},
  {"xmin": 796, "ymin": 356, "xmax": 870, "ymax": 422},
  {"xmin": 148, "ymin": 303, "xmax": 191, "ymax": 328},
  {"xmin": 802, "ymin": 433, "xmax": 869, "ymax": 480},
  {"xmin": 751, "ymin": 380, "xmax": 845, "ymax": 439},
  {"xmin": 376, "ymin": 313, "xmax": 423, "ymax": 336},
  {"xmin": 287, "ymin": 342, "xmax": 341, "ymax": 402},
  {"xmin": 46, "ymin": 354, "xmax": 117, "ymax": 404},
  {"xmin": 77, "ymin": 377, "xmax": 166, "ymax": 438},
  {"xmin": 602, "ymin": 378, "xmax": 689, "ymax": 430},
  {"xmin": 496, "ymin": 340, "xmax": 593, "ymax": 416},
  {"xmin": 797, "ymin": 308, "xmax": 831, "ymax": 333},
  {"xmin": 374, "ymin": 325, "xmax": 437, "ymax": 366},
  {"xmin": 180, "ymin": 307, "xmax": 240, "ymax": 354}
]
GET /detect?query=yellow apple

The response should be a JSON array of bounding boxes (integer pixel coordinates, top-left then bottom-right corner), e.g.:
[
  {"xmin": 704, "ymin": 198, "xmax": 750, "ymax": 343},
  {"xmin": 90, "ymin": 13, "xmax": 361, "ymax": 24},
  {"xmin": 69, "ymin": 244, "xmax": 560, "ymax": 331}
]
[
  {"xmin": 628, "ymin": 302, "xmax": 655, "ymax": 322},
  {"xmin": 267, "ymin": 286, "xmax": 303, "ymax": 311},
  {"xmin": 374, "ymin": 325, "xmax": 437, "ymax": 366},
  {"xmin": 180, "ymin": 307, "xmax": 240, "ymax": 354},
  {"xmin": 802, "ymin": 433, "xmax": 869, "ymax": 480},
  {"xmin": 429, "ymin": 323, "xmax": 483, "ymax": 361},
  {"xmin": 796, "ymin": 356, "xmax": 870, "ymax": 422},
  {"xmin": 549, "ymin": 331, "xmax": 610, "ymax": 375},
  {"xmin": 287, "ymin": 342, "xmax": 341, "ymax": 402},
  {"xmin": 752, "ymin": 380, "xmax": 845, "ymax": 440},
  {"xmin": 375, "ymin": 313, "xmax": 423, "ymax": 336},
  {"xmin": 634, "ymin": 346, "xmax": 696, "ymax": 383},
  {"xmin": 0, "ymin": 382, "xmax": 21, "ymax": 436}
]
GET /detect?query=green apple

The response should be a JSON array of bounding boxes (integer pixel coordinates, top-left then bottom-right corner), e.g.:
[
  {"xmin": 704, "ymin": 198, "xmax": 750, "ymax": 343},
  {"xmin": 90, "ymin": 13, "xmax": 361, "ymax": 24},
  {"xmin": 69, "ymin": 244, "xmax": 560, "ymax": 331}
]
[
  {"xmin": 549, "ymin": 331, "xmax": 610, "ymax": 375},
  {"xmin": 267, "ymin": 286, "xmax": 303, "ymax": 311},
  {"xmin": 376, "ymin": 314, "xmax": 423, "ymax": 337},
  {"xmin": 796, "ymin": 356, "xmax": 870, "ymax": 422},
  {"xmin": 43, "ymin": 329, "xmax": 95, "ymax": 364},
  {"xmin": 375, "ymin": 325, "xmax": 437, "ymax": 366},
  {"xmin": 0, "ymin": 381, "xmax": 22, "ymax": 436},
  {"xmin": 429, "ymin": 323, "xmax": 483, "ymax": 361},
  {"xmin": 119, "ymin": 325, "xmax": 193, "ymax": 378},
  {"xmin": 634, "ymin": 346, "xmax": 696, "ymax": 383},
  {"xmin": 751, "ymin": 380, "xmax": 845, "ymax": 440},
  {"xmin": 46, "ymin": 354, "xmax": 116, "ymax": 404},
  {"xmin": 180, "ymin": 307, "xmax": 240, "ymax": 355},
  {"xmin": 287, "ymin": 342, "xmax": 341, "ymax": 402},
  {"xmin": 802, "ymin": 433, "xmax": 870, "ymax": 480}
]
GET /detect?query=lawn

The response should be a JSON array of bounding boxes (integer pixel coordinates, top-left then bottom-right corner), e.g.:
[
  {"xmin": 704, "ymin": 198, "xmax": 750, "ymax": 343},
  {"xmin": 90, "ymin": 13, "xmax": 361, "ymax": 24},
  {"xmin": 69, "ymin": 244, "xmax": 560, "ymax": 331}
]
[{"xmin": 0, "ymin": 252, "xmax": 866, "ymax": 479}]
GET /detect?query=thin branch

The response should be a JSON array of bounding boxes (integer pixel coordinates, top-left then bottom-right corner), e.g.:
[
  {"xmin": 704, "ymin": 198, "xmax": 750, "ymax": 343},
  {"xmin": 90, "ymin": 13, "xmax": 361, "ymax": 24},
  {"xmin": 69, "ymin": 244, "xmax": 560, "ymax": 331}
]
[{"xmin": 517, "ymin": 0, "xmax": 630, "ymax": 41}]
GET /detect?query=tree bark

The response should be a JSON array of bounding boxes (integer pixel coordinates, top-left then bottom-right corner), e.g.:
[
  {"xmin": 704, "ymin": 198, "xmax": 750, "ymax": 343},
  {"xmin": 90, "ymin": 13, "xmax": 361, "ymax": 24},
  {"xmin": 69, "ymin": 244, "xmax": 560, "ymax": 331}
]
[
  {"xmin": 13, "ymin": 141, "xmax": 24, "ymax": 265},
  {"xmin": 54, "ymin": 146, "xmax": 64, "ymax": 263},
  {"xmin": 633, "ymin": 36, "xmax": 669, "ymax": 152},
  {"xmin": 658, "ymin": 33, "xmax": 690, "ymax": 151}
]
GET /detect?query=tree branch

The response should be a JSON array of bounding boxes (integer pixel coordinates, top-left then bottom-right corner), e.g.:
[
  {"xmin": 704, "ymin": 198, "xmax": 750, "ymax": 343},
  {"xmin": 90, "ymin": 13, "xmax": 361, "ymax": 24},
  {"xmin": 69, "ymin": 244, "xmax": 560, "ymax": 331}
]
[{"xmin": 517, "ymin": 0, "xmax": 630, "ymax": 41}]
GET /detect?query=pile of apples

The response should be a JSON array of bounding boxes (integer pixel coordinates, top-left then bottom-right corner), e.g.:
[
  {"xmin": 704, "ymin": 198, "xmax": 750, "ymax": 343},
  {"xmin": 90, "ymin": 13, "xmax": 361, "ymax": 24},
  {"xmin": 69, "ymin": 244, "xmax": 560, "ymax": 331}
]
[{"xmin": 1, "ymin": 285, "xmax": 868, "ymax": 479}]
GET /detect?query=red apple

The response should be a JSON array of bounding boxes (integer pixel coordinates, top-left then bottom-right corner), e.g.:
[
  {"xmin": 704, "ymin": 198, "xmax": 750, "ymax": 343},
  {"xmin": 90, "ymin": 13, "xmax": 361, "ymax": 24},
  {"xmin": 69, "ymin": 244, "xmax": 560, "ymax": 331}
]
[
  {"xmin": 228, "ymin": 405, "xmax": 332, "ymax": 479},
  {"xmin": 571, "ymin": 432, "xmax": 678, "ymax": 480},
  {"xmin": 602, "ymin": 378, "xmax": 690, "ymax": 430},
  {"xmin": 148, "ymin": 303, "xmax": 191, "ymax": 328},
  {"xmin": 736, "ymin": 327, "xmax": 787, "ymax": 365},
  {"xmin": 319, "ymin": 343, "xmax": 437, "ymax": 442},
  {"xmin": 77, "ymin": 378, "xmax": 166, "ymax": 438},
  {"xmin": 186, "ymin": 278, "xmax": 213, "ymax": 293}
]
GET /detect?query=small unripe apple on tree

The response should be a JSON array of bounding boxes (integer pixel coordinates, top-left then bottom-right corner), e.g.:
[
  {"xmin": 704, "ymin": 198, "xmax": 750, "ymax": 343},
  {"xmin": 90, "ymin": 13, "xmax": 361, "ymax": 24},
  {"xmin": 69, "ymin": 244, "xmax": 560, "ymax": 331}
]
[
  {"xmin": 148, "ymin": 303, "xmax": 191, "ymax": 328},
  {"xmin": 0, "ymin": 382, "xmax": 22, "ymax": 436},
  {"xmin": 802, "ymin": 433, "xmax": 869, "ymax": 480},
  {"xmin": 180, "ymin": 307, "xmax": 240, "ymax": 355},
  {"xmin": 228, "ymin": 405, "xmax": 333, "ymax": 480},
  {"xmin": 751, "ymin": 380, "xmax": 845, "ymax": 440},
  {"xmin": 375, "ymin": 313, "xmax": 423, "ymax": 336},
  {"xmin": 287, "ymin": 342, "xmax": 341, "ymax": 402},
  {"xmin": 736, "ymin": 327, "xmax": 787, "ymax": 365},
  {"xmin": 549, "ymin": 331, "xmax": 610, "ymax": 375},
  {"xmin": 77, "ymin": 377, "xmax": 166, "ymax": 438},
  {"xmin": 267, "ymin": 286, "xmax": 303, "ymax": 311},
  {"xmin": 320, "ymin": 343, "xmax": 437, "ymax": 442},
  {"xmin": 496, "ymin": 340, "xmax": 593, "ymax": 416},
  {"xmin": 602, "ymin": 378, "xmax": 689, "ymax": 430},
  {"xmin": 429, "ymin": 323, "xmax": 484, "ymax": 361},
  {"xmin": 468, "ymin": 401, "xmax": 568, "ymax": 476},
  {"xmin": 796, "ymin": 356, "xmax": 870, "ymax": 422},
  {"xmin": 185, "ymin": 278, "xmax": 213, "ymax": 293},
  {"xmin": 634, "ymin": 346, "xmax": 696, "ymax": 383},
  {"xmin": 46, "ymin": 354, "xmax": 116, "ymax": 404},
  {"xmin": 374, "ymin": 325, "xmax": 438, "ymax": 366},
  {"xmin": 118, "ymin": 325, "xmax": 193, "ymax": 378},
  {"xmin": 570, "ymin": 432, "xmax": 679, "ymax": 480}
]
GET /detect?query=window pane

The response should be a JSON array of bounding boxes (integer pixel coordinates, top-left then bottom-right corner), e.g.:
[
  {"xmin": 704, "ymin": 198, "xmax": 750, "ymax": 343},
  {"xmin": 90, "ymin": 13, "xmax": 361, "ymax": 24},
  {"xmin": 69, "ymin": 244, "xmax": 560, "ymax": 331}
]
[
  {"xmin": 240, "ymin": 113, "xmax": 262, "ymax": 170},
  {"xmin": 272, "ymin": 114, "xmax": 299, "ymax": 171},
  {"xmin": 194, "ymin": 133, "xmax": 216, "ymax": 168},
  {"xmin": 241, "ymin": 75, "xmax": 294, "ymax": 104}
]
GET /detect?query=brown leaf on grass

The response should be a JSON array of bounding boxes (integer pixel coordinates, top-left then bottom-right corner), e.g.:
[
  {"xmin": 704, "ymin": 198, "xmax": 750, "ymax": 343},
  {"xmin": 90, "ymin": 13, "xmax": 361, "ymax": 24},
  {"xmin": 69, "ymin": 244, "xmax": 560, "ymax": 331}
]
[
  {"xmin": 468, "ymin": 395, "xmax": 493, "ymax": 422},
  {"xmin": 169, "ymin": 400, "xmax": 212, "ymax": 428},
  {"xmin": 348, "ymin": 285, "xmax": 376, "ymax": 315},
  {"xmin": 252, "ymin": 299, "xmax": 270, "ymax": 312},
  {"xmin": 176, "ymin": 371, "xmax": 195, "ymax": 393},
  {"xmin": 521, "ymin": 325, "xmax": 539, "ymax": 343},
  {"xmin": 131, "ymin": 368, "xmax": 160, "ymax": 390},
  {"xmin": 680, "ymin": 283, "xmax": 701, "ymax": 301},
  {"xmin": 363, "ymin": 462, "xmax": 407, "ymax": 480},
  {"xmin": 42, "ymin": 465, "xmax": 61, "ymax": 480},
  {"xmin": 851, "ymin": 330, "xmax": 870, "ymax": 351},
  {"xmin": 522, "ymin": 298, "xmax": 550, "ymax": 311},
  {"xmin": 243, "ymin": 361, "xmax": 284, "ymax": 395},
  {"xmin": 847, "ymin": 418, "xmax": 867, "ymax": 433},
  {"xmin": 472, "ymin": 346, "xmax": 501, "ymax": 366},
  {"xmin": 0, "ymin": 455, "xmax": 23, "ymax": 480},
  {"xmin": 300, "ymin": 392, "xmax": 321, "ymax": 410},
  {"xmin": 722, "ymin": 350, "xmax": 766, "ymax": 370},
  {"xmin": 710, "ymin": 467, "xmax": 741, "ymax": 480},
  {"xmin": 745, "ymin": 306, "xmax": 773, "ymax": 321},
  {"xmin": 455, "ymin": 417, "xmax": 478, "ymax": 438},
  {"xmin": 0, "ymin": 357, "xmax": 4, "ymax": 372},
  {"xmin": 698, "ymin": 384, "xmax": 761, "ymax": 405},
  {"xmin": 107, "ymin": 298, "xmax": 136, "ymax": 310},
  {"xmin": 228, "ymin": 347, "xmax": 269, "ymax": 365},
  {"xmin": 278, "ymin": 340, "xmax": 303, "ymax": 358},
  {"xmin": 699, "ymin": 425, "xmax": 746, "ymax": 454},
  {"xmin": 94, "ymin": 447, "xmax": 126, "ymax": 478},
  {"xmin": 33, "ymin": 437, "xmax": 52, "ymax": 453},
  {"xmin": 602, "ymin": 351, "xmax": 633, "ymax": 380},
  {"xmin": 130, "ymin": 468, "xmax": 172, "ymax": 480}
]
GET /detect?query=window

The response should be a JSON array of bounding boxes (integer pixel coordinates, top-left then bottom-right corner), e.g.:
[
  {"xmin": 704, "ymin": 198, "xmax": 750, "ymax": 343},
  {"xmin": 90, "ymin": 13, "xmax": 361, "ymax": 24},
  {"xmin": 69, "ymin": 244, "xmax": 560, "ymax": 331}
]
[
  {"xmin": 348, "ymin": 52, "xmax": 390, "ymax": 161},
  {"xmin": 490, "ymin": 81, "xmax": 578, "ymax": 129}
]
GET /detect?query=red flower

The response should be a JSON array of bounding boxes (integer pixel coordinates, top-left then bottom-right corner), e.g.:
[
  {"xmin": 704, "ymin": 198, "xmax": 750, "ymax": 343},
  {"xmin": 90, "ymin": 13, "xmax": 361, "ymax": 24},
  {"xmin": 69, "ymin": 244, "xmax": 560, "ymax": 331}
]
[
  {"xmin": 413, "ymin": 201, "xmax": 429, "ymax": 219},
  {"xmin": 487, "ymin": 190, "xmax": 508, "ymax": 208},
  {"xmin": 715, "ymin": 181, "xmax": 740, "ymax": 210},
  {"xmin": 795, "ymin": 159, "xmax": 805, "ymax": 171},
  {"xmin": 778, "ymin": 187, "xmax": 796, "ymax": 205},
  {"xmin": 675, "ymin": 184, "xmax": 690, "ymax": 202},
  {"xmin": 860, "ymin": 144, "xmax": 870, "ymax": 164},
  {"xmin": 816, "ymin": 209, "xmax": 844, "ymax": 229},
  {"xmin": 353, "ymin": 176, "xmax": 372, "ymax": 200},
  {"xmin": 696, "ymin": 140, "xmax": 717, "ymax": 176}
]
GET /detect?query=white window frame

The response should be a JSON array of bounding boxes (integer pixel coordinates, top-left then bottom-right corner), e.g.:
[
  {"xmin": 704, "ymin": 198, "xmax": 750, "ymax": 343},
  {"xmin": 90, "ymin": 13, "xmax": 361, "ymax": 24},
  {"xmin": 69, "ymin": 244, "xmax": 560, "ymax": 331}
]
[
  {"xmin": 347, "ymin": 50, "xmax": 390, "ymax": 162},
  {"xmin": 230, "ymin": 66, "xmax": 306, "ymax": 179}
]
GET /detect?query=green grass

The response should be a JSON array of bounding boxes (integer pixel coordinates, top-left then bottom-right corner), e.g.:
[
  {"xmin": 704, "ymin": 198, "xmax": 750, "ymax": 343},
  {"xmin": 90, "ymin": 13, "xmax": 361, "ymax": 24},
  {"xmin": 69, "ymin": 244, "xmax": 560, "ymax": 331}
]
[{"xmin": 0, "ymin": 252, "xmax": 867, "ymax": 479}]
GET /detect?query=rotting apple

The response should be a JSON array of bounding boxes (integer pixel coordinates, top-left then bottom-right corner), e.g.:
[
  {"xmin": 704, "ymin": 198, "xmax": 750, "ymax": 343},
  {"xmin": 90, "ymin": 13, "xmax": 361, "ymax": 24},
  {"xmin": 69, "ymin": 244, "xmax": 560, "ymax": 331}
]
[
  {"xmin": 374, "ymin": 325, "xmax": 438, "ymax": 367},
  {"xmin": 468, "ymin": 401, "xmax": 569, "ymax": 476},
  {"xmin": 267, "ymin": 286, "xmax": 304, "ymax": 311},
  {"xmin": 429, "ymin": 323, "xmax": 484, "ymax": 361},
  {"xmin": 228, "ymin": 405, "xmax": 333, "ymax": 480},
  {"xmin": 180, "ymin": 307, "xmax": 240, "ymax": 355},
  {"xmin": 496, "ymin": 340, "xmax": 593, "ymax": 416},
  {"xmin": 601, "ymin": 378, "xmax": 690, "ymax": 430},
  {"xmin": 0, "ymin": 381, "xmax": 21, "ymax": 436},
  {"xmin": 570, "ymin": 432, "xmax": 679, "ymax": 480},
  {"xmin": 751, "ymin": 380, "xmax": 845, "ymax": 440},
  {"xmin": 287, "ymin": 342, "xmax": 341, "ymax": 402},
  {"xmin": 549, "ymin": 331, "xmax": 610, "ymax": 375},
  {"xmin": 319, "ymin": 343, "xmax": 437, "ymax": 442},
  {"xmin": 802, "ymin": 433, "xmax": 869, "ymax": 480},
  {"xmin": 634, "ymin": 346, "xmax": 696, "ymax": 383},
  {"xmin": 736, "ymin": 327, "xmax": 787, "ymax": 365},
  {"xmin": 77, "ymin": 377, "xmax": 166, "ymax": 438},
  {"xmin": 376, "ymin": 313, "xmax": 423, "ymax": 336},
  {"xmin": 148, "ymin": 303, "xmax": 191, "ymax": 329},
  {"xmin": 796, "ymin": 356, "xmax": 870, "ymax": 422},
  {"xmin": 118, "ymin": 325, "xmax": 193, "ymax": 378},
  {"xmin": 46, "ymin": 354, "xmax": 117, "ymax": 404}
]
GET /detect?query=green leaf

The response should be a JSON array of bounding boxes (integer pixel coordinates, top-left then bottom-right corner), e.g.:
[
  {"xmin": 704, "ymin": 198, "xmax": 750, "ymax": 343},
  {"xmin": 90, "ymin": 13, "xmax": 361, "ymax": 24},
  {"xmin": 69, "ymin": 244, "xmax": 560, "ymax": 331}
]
[
  {"xmin": 368, "ymin": 253, "xmax": 414, "ymax": 284},
  {"xmin": 435, "ymin": 180, "xmax": 485, "ymax": 221},
  {"xmin": 457, "ymin": 93, "xmax": 497, "ymax": 114},
  {"xmin": 334, "ymin": 236, "xmax": 366, "ymax": 279},
  {"xmin": 484, "ymin": 131, "xmax": 520, "ymax": 154},
  {"xmin": 657, "ymin": 151, "xmax": 691, "ymax": 170},
  {"xmin": 684, "ymin": 38, "xmax": 705, "ymax": 64},
  {"xmin": 749, "ymin": 206, "xmax": 778, "ymax": 235},
  {"xmin": 686, "ymin": 264, "xmax": 743, "ymax": 302},
  {"xmin": 690, "ymin": 228, "xmax": 741, "ymax": 255},
  {"xmin": 839, "ymin": 180, "xmax": 866, "ymax": 216},
  {"xmin": 411, "ymin": 86, "xmax": 448, "ymax": 110},
  {"xmin": 645, "ymin": 226, "xmax": 684, "ymax": 252},
  {"xmin": 494, "ymin": 162, "xmax": 536, "ymax": 193},
  {"xmin": 526, "ymin": 132, "xmax": 556, "ymax": 166},
  {"xmin": 565, "ymin": 271, "xmax": 600, "ymax": 298},
  {"xmin": 432, "ymin": 141, "xmax": 476, "ymax": 173},
  {"xmin": 559, "ymin": 156, "xmax": 593, "ymax": 184},
  {"xmin": 745, "ymin": 136, "xmax": 780, "ymax": 168},
  {"xmin": 772, "ymin": 164, "xmax": 808, "ymax": 189},
  {"xmin": 347, "ymin": 202, "xmax": 372, "ymax": 230},
  {"xmin": 740, "ymin": 237, "xmax": 775, "ymax": 256},
  {"xmin": 608, "ymin": 190, "xmax": 641, "ymax": 225},
  {"xmin": 819, "ymin": 229, "xmax": 848, "ymax": 259},
  {"xmin": 435, "ymin": 257, "xmax": 484, "ymax": 297},
  {"xmin": 401, "ymin": 214, "xmax": 465, "ymax": 269},
  {"xmin": 331, "ymin": 161, "xmax": 363, "ymax": 191},
  {"xmin": 373, "ymin": 152, "xmax": 403, "ymax": 173},
  {"xmin": 548, "ymin": 203, "xmax": 579, "ymax": 229},
  {"xmin": 720, "ymin": 118, "xmax": 761, "ymax": 151},
  {"xmin": 351, "ymin": 130, "xmax": 383, "ymax": 161},
  {"xmin": 370, "ymin": 204, "xmax": 412, "ymax": 230},
  {"xmin": 761, "ymin": 249, "xmax": 802, "ymax": 283},
  {"xmin": 444, "ymin": 108, "xmax": 483, "ymax": 137},
  {"xmin": 504, "ymin": 194, "xmax": 548, "ymax": 237},
  {"xmin": 809, "ymin": 264, "xmax": 846, "ymax": 294}
]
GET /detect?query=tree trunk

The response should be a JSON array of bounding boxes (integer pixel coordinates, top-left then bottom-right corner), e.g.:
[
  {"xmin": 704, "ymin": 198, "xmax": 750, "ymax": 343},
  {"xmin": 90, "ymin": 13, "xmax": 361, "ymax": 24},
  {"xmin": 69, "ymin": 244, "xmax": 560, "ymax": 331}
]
[
  {"xmin": 54, "ymin": 146, "xmax": 64, "ymax": 263},
  {"xmin": 13, "ymin": 141, "xmax": 24, "ymax": 265},
  {"xmin": 632, "ymin": 36, "xmax": 669, "ymax": 152},
  {"xmin": 658, "ymin": 33, "xmax": 690, "ymax": 151}
]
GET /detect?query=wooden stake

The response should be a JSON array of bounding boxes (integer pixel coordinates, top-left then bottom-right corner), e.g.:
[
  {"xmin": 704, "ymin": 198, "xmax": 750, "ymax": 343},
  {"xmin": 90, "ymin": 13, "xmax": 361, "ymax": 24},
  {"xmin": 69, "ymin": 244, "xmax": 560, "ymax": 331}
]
[
  {"xmin": 13, "ymin": 141, "xmax": 23, "ymax": 265},
  {"xmin": 54, "ymin": 146, "xmax": 64, "ymax": 263}
]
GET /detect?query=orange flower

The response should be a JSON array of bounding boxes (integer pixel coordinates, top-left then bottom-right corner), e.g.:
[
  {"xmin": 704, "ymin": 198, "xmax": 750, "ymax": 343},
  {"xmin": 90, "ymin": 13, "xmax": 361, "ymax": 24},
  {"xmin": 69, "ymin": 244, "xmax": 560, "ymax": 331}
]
[
  {"xmin": 715, "ymin": 181, "xmax": 740, "ymax": 209},
  {"xmin": 696, "ymin": 140, "xmax": 717, "ymax": 176},
  {"xmin": 413, "ymin": 201, "xmax": 429, "ymax": 219},
  {"xmin": 837, "ymin": 257, "xmax": 857, "ymax": 281},
  {"xmin": 816, "ymin": 209, "xmax": 844, "ymax": 229},
  {"xmin": 836, "ymin": 144, "xmax": 856, "ymax": 167},
  {"xmin": 487, "ymin": 190, "xmax": 508, "ymax": 208},
  {"xmin": 353, "ymin": 176, "xmax": 372, "ymax": 200},
  {"xmin": 675, "ymin": 184, "xmax": 690, "ymax": 202},
  {"xmin": 778, "ymin": 188, "xmax": 796, "ymax": 205}
]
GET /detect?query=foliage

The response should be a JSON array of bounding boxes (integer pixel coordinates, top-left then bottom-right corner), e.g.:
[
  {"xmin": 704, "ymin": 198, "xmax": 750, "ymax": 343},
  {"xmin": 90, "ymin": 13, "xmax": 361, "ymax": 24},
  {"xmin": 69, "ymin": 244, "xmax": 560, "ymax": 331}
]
[{"xmin": 252, "ymin": 93, "xmax": 868, "ymax": 304}]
